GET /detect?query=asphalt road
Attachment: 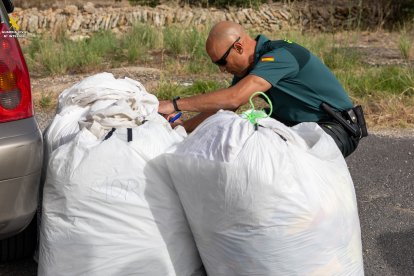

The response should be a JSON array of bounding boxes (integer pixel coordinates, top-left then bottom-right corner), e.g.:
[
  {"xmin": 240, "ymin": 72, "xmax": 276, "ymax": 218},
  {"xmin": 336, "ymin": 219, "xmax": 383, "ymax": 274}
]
[
  {"xmin": 348, "ymin": 133, "xmax": 414, "ymax": 276},
  {"xmin": 0, "ymin": 133, "xmax": 413, "ymax": 276}
]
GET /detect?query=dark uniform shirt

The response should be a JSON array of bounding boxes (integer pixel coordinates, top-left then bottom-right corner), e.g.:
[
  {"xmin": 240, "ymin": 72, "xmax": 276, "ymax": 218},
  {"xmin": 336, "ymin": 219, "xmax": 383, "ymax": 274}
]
[{"xmin": 232, "ymin": 35, "xmax": 353, "ymax": 125}]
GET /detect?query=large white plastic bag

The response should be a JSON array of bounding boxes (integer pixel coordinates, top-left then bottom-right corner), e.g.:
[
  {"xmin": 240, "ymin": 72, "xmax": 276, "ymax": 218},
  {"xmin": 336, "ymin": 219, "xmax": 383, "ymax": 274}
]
[
  {"xmin": 39, "ymin": 124, "xmax": 203, "ymax": 276},
  {"xmin": 57, "ymin": 72, "xmax": 153, "ymax": 111},
  {"xmin": 163, "ymin": 110, "xmax": 364, "ymax": 276},
  {"xmin": 44, "ymin": 72, "xmax": 158, "ymax": 160}
]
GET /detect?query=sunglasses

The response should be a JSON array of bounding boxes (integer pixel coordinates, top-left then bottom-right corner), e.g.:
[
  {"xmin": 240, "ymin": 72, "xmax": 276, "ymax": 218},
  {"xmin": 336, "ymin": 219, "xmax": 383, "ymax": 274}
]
[{"xmin": 213, "ymin": 37, "xmax": 241, "ymax": 66}]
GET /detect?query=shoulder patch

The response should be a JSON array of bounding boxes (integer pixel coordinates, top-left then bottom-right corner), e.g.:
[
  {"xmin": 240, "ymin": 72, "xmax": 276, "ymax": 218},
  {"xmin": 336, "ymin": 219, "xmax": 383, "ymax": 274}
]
[{"xmin": 261, "ymin": 56, "xmax": 275, "ymax": 62}]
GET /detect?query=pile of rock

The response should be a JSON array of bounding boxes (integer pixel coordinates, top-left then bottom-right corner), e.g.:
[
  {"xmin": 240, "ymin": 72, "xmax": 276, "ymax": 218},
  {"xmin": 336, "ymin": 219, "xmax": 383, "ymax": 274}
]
[{"xmin": 12, "ymin": 1, "xmax": 389, "ymax": 37}]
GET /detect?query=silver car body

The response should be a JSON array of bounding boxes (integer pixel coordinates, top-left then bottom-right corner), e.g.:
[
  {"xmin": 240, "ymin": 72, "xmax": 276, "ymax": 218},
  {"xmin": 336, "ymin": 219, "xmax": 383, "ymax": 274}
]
[{"xmin": 0, "ymin": 1, "xmax": 43, "ymax": 240}]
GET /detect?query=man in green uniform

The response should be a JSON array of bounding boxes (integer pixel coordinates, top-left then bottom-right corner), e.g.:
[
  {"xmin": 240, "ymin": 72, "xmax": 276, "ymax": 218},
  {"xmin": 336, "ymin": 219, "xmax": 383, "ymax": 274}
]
[{"xmin": 158, "ymin": 21, "xmax": 367, "ymax": 157}]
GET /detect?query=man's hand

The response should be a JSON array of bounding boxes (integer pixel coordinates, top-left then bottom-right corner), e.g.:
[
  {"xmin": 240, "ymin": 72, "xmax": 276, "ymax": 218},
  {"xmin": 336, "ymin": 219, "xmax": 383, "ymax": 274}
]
[
  {"xmin": 158, "ymin": 100, "xmax": 175, "ymax": 115},
  {"xmin": 161, "ymin": 112, "xmax": 184, "ymax": 128},
  {"xmin": 170, "ymin": 118, "xmax": 184, "ymax": 128}
]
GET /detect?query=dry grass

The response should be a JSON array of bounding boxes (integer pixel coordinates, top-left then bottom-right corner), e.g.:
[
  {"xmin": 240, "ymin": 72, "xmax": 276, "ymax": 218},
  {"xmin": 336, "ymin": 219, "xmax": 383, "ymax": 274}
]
[
  {"xmin": 358, "ymin": 94, "xmax": 414, "ymax": 130},
  {"xmin": 32, "ymin": 91, "xmax": 58, "ymax": 112}
]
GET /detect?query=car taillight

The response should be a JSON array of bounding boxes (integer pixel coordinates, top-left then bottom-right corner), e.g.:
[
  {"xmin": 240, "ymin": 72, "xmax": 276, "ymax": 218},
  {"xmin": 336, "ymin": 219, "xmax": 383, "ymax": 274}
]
[{"xmin": 0, "ymin": 22, "xmax": 32, "ymax": 123}]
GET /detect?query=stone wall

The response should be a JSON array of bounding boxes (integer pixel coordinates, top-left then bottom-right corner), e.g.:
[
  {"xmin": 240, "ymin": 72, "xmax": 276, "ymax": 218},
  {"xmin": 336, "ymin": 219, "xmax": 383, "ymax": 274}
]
[{"xmin": 11, "ymin": 2, "xmax": 389, "ymax": 38}]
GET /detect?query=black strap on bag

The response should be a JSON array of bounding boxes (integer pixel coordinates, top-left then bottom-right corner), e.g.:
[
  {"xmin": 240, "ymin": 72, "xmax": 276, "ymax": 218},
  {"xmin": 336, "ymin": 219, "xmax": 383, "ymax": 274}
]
[
  {"xmin": 104, "ymin": 128, "xmax": 116, "ymax": 140},
  {"xmin": 257, "ymin": 125, "xmax": 287, "ymax": 142},
  {"xmin": 127, "ymin": 128, "xmax": 133, "ymax": 142},
  {"xmin": 104, "ymin": 128, "xmax": 134, "ymax": 142}
]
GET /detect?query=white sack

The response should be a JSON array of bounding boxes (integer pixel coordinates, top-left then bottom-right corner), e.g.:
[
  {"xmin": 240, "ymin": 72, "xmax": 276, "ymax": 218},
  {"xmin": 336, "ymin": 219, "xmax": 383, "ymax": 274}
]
[
  {"xmin": 39, "ymin": 123, "xmax": 203, "ymax": 276},
  {"xmin": 44, "ymin": 72, "xmax": 159, "ymax": 160},
  {"xmin": 57, "ymin": 72, "xmax": 153, "ymax": 111},
  {"xmin": 162, "ymin": 110, "xmax": 364, "ymax": 276}
]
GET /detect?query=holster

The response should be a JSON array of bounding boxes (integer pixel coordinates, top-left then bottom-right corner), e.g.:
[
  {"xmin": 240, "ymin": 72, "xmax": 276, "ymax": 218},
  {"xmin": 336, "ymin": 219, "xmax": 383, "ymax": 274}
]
[
  {"xmin": 351, "ymin": 105, "xmax": 368, "ymax": 138},
  {"xmin": 321, "ymin": 103, "xmax": 368, "ymax": 139}
]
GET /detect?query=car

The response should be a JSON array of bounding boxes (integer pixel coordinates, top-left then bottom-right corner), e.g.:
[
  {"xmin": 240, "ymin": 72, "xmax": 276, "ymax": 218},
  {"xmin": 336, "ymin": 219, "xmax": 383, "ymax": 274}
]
[{"xmin": 0, "ymin": 0, "xmax": 43, "ymax": 262}]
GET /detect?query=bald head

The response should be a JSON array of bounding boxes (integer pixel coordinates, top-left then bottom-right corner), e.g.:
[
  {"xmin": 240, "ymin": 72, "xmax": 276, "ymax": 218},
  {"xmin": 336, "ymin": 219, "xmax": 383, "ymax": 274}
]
[
  {"xmin": 207, "ymin": 22, "xmax": 247, "ymax": 57},
  {"xmin": 207, "ymin": 21, "xmax": 246, "ymax": 45},
  {"xmin": 206, "ymin": 21, "xmax": 256, "ymax": 76}
]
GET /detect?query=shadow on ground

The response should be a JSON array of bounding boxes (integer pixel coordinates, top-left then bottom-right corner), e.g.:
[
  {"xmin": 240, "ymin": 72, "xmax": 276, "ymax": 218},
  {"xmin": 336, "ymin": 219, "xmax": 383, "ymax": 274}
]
[{"xmin": 377, "ymin": 228, "xmax": 414, "ymax": 276}]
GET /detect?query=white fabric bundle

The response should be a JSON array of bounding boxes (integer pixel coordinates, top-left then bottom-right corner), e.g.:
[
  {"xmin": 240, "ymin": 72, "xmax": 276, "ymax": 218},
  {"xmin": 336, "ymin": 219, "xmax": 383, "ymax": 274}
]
[
  {"xmin": 44, "ymin": 72, "xmax": 159, "ymax": 160},
  {"xmin": 162, "ymin": 110, "xmax": 364, "ymax": 276},
  {"xmin": 39, "ymin": 73, "xmax": 203, "ymax": 275}
]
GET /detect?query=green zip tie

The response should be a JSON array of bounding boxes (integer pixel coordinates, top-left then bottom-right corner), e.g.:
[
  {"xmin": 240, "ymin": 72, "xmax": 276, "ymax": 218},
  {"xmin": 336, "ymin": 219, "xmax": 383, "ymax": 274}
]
[{"xmin": 242, "ymin": 92, "xmax": 273, "ymax": 128}]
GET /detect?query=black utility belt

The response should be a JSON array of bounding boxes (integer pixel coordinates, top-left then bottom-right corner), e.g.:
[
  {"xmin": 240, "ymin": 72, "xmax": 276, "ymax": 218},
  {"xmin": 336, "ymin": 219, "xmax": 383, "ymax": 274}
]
[{"xmin": 320, "ymin": 103, "xmax": 368, "ymax": 139}]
